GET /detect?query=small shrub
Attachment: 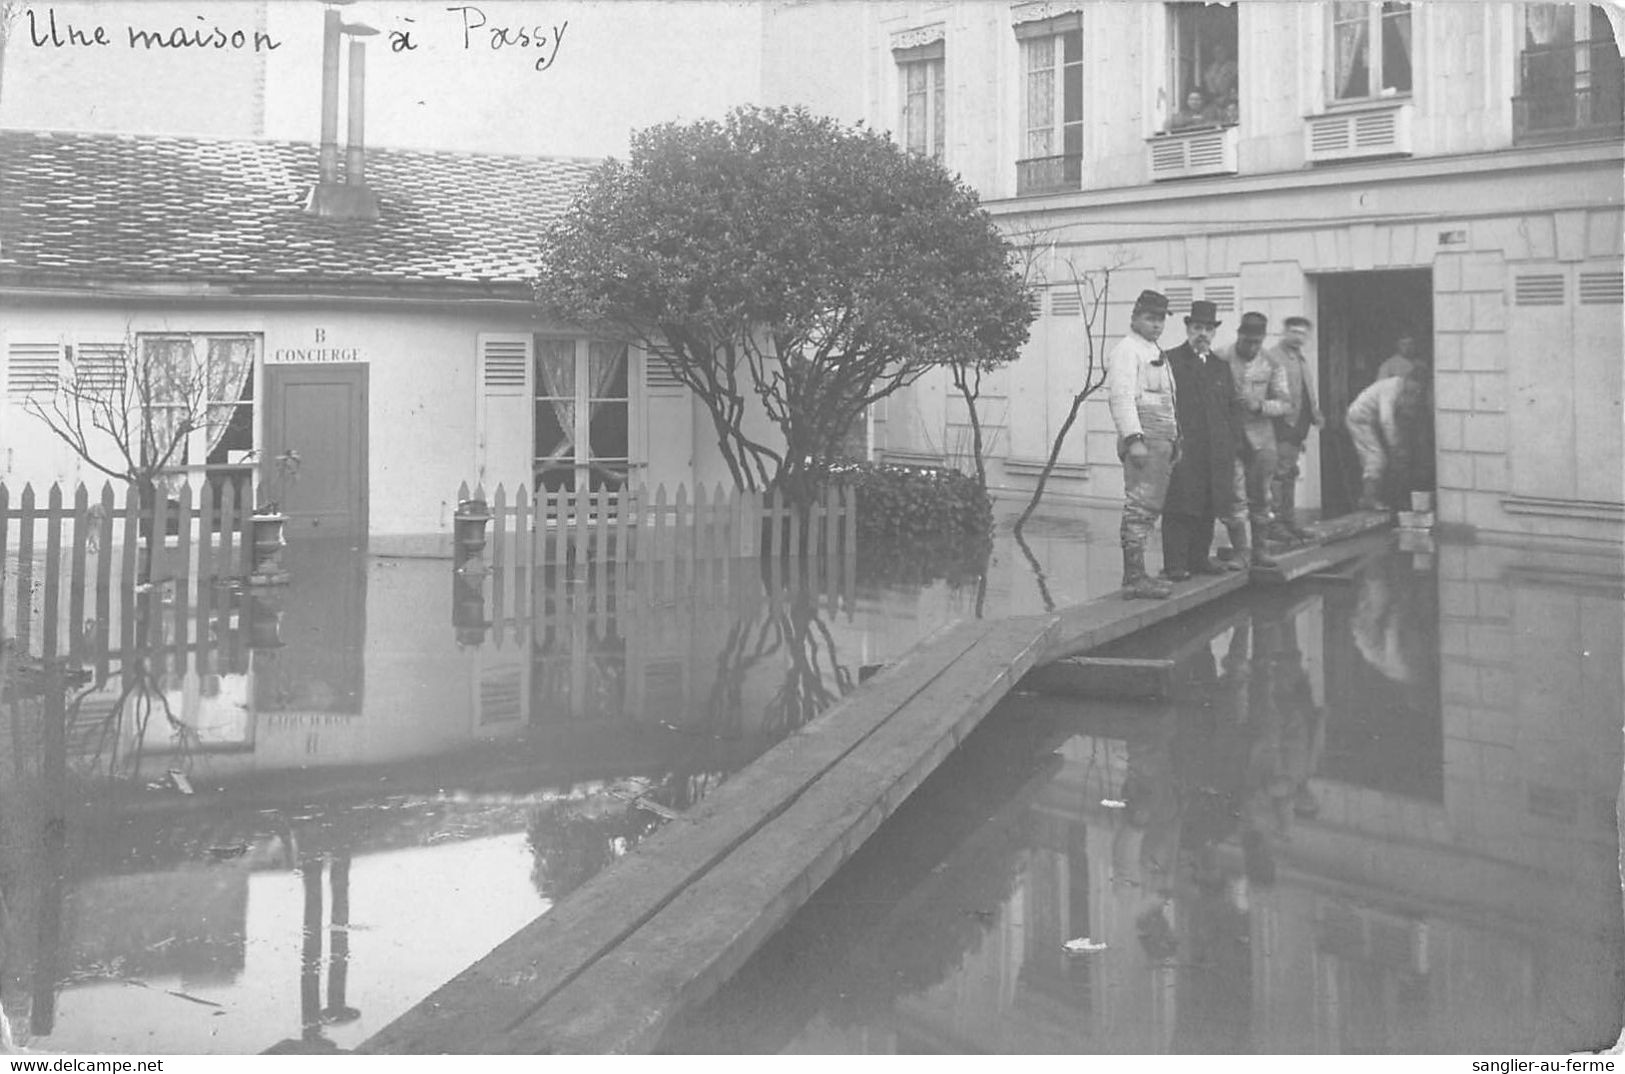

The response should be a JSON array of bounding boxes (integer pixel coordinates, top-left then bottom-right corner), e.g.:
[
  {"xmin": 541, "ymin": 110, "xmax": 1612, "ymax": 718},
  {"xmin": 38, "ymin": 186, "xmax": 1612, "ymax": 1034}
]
[{"xmin": 820, "ymin": 461, "xmax": 991, "ymax": 544}]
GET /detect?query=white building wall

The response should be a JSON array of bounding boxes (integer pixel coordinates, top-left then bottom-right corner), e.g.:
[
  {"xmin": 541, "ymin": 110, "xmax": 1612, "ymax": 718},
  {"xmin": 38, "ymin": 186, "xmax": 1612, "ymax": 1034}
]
[{"xmin": 762, "ymin": 1, "xmax": 1625, "ymax": 544}]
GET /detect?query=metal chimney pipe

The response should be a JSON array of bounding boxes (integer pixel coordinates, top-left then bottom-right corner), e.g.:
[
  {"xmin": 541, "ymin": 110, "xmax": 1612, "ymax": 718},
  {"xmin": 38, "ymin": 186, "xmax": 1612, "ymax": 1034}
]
[
  {"xmin": 345, "ymin": 39, "xmax": 366, "ymax": 187},
  {"xmin": 318, "ymin": 9, "xmax": 341, "ymax": 185}
]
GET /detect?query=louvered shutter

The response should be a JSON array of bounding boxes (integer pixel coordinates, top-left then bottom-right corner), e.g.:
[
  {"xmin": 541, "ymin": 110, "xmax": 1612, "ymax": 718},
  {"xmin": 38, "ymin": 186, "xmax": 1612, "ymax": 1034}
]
[
  {"xmin": 476, "ymin": 332, "xmax": 534, "ymax": 497},
  {"xmin": 6, "ymin": 341, "xmax": 63, "ymax": 399}
]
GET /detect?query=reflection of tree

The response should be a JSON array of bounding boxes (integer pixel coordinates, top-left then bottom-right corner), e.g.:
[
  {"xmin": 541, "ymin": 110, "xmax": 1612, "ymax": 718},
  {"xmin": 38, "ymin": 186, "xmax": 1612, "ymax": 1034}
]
[
  {"xmin": 761, "ymin": 585, "xmax": 852, "ymax": 738},
  {"xmin": 525, "ymin": 798, "xmax": 665, "ymax": 902},
  {"xmin": 660, "ymin": 709, "xmax": 1072, "ymax": 1054}
]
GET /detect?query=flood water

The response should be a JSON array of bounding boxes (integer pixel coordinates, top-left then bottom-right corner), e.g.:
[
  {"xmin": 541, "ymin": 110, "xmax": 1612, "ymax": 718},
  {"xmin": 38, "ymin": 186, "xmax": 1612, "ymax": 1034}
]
[
  {"xmin": 662, "ymin": 540, "xmax": 1625, "ymax": 1055},
  {"xmin": 2, "ymin": 526, "xmax": 1620, "ymax": 1054},
  {"xmin": 0, "ymin": 535, "xmax": 975, "ymax": 1054}
]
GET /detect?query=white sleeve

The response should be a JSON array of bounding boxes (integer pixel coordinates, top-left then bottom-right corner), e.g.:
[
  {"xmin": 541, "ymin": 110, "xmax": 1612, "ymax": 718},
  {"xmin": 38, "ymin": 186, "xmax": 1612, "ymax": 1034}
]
[{"xmin": 1106, "ymin": 337, "xmax": 1143, "ymax": 439}]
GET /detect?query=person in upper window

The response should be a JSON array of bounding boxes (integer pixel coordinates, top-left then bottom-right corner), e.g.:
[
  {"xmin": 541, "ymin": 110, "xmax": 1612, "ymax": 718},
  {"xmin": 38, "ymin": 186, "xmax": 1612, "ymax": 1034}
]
[
  {"xmin": 1201, "ymin": 42, "xmax": 1238, "ymax": 103},
  {"xmin": 1171, "ymin": 89, "xmax": 1214, "ymax": 130},
  {"xmin": 1107, "ymin": 288, "xmax": 1178, "ymax": 599}
]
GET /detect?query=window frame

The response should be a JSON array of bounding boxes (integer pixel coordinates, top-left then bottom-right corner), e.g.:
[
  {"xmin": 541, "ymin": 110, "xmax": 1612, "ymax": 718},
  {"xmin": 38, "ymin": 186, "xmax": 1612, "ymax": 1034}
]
[
  {"xmin": 135, "ymin": 332, "xmax": 259, "ymax": 484},
  {"xmin": 532, "ymin": 335, "xmax": 633, "ymax": 494},
  {"xmin": 1163, "ymin": 1, "xmax": 1240, "ymax": 133},
  {"xmin": 1015, "ymin": 14, "xmax": 1084, "ymax": 194},
  {"xmin": 895, "ymin": 42, "xmax": 946, "ymax": 162},
  {"xmin": 1328, "ymin": 1, "xmax": 1414, "ymax": 105}
]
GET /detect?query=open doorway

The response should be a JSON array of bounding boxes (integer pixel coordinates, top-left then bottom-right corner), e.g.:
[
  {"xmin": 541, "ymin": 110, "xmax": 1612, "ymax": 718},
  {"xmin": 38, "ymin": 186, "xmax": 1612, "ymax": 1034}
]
[{"xmin": 1314, "ymin": 269, "xmax": 1435, "ymax": 517}]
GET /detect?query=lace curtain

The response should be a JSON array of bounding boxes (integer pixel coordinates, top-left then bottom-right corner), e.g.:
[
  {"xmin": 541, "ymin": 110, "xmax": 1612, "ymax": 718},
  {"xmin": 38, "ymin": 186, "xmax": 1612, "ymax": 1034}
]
[
  {"xmin": 1024, "ymin": 37, "xmax": 1055, "ymax": 157},
  {"xmin": 1334, "ymin": 4, "xmax": 1370, "ymax": 99}
]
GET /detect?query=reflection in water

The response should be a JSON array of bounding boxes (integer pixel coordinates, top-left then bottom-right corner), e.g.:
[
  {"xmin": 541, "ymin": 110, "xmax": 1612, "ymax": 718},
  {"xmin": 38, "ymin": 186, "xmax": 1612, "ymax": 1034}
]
[
  {"xmin": 0, "ymin": 541, "xmax": 879, "ymax": 1053},
  {"xmin": 665, "ymin": 544, "xmax": 1625, "ymax": 1055}
]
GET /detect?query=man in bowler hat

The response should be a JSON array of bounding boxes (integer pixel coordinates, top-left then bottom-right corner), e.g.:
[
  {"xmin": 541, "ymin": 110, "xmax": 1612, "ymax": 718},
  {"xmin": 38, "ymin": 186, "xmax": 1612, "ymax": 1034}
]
[
  {"xmin": 1161, "ymin": 300, "xmax": 1245, "ymax": 580},
  {"xmin": 1107, "ymin": 288, "xmax": 1178, "ymax": 598}
]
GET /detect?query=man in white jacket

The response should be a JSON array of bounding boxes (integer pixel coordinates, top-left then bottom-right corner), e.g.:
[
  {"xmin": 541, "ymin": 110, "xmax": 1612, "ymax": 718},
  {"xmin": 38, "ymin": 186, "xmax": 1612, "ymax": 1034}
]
[
  {"xmin": 1345, "ymin": 368, "xmax": 1426, "ymax": 510},
  {"xmin": 1107, "ymin": 289, "xmax": 1178, "ymax": 599}
]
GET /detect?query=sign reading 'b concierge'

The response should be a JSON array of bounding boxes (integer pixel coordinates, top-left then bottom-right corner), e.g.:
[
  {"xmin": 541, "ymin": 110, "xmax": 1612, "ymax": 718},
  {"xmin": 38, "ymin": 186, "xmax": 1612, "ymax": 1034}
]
[{"xmin": 268, "ymin": 328, "xmax": 367, "ymax": 363}]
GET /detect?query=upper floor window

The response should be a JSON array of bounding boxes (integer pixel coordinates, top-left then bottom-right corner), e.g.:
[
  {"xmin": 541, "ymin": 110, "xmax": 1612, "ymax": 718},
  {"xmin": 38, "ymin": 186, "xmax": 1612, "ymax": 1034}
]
[
  {"xmin": 895, "ymin": 41, "xmax": 946, "ymax": 161},
  {"xmin": 1015, "ymin": 15, "xmax": 1083, "ymax": 194},
  {"xmin": 1331, "ymin": 1, "xmax": 1412, "ymax": 102},
  {"xmin": 1515, "ymin": 4, "xmax": 1623, "ymax": 140},
  {"xmin": 1166, "ymin": 2, "xmax": 1240, "ymax": 131}
]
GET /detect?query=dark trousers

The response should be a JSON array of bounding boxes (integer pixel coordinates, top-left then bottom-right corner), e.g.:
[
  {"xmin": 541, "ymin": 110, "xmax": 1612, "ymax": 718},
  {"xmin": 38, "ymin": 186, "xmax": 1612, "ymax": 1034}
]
[{"xmin": 1161, "ymin": 512, "xmax": 1218, "ymax": 574}]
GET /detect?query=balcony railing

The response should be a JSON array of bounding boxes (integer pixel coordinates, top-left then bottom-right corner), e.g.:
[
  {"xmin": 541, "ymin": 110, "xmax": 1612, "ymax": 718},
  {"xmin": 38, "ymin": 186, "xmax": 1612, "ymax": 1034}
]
[
  {"xmin": 1016, "ymin": 153, "xmax": 1082, "ymax": 196},
  {"xmin": 1513, "ymin": 39, "xmax": 1624, "ymax": 141}
]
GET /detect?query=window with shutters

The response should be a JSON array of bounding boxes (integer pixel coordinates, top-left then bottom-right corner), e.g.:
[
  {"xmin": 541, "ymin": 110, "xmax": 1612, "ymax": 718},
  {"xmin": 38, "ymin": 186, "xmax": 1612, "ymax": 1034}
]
[{"xmin": 535, "ymin": 338, "xmax": 631, "ymax": 493}]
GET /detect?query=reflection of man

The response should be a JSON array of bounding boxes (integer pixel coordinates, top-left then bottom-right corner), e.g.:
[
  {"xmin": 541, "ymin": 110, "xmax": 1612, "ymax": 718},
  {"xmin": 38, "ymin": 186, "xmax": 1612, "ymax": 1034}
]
[
  {"xmin": 1267, "ymin": 316, "xmax": 1322, "ymax": 544},
  {"xmin": 1107, "ymin": 289, "xmax": 1178, "ymax": 599},
  {"xmin": 1162, "ymin": 300, "xmax": 1243, "ymax": 580},
  {"xmin": 1221, "ymin": 312, "xmax": 1286, "ymax": 567}
]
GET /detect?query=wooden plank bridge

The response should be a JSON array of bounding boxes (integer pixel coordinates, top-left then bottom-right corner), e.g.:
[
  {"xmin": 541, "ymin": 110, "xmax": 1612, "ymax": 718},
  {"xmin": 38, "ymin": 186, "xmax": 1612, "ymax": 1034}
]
[{"xmin": 363, "ymin": 509, "xmax": 1393, "ymax": 1054}]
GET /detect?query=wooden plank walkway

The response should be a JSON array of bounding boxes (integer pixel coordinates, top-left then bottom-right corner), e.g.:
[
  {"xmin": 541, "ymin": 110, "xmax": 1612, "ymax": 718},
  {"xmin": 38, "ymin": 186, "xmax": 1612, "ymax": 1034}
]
[{"xmin": 362, "ymin": 525, "xmax": 1391, "ymax": 1055}]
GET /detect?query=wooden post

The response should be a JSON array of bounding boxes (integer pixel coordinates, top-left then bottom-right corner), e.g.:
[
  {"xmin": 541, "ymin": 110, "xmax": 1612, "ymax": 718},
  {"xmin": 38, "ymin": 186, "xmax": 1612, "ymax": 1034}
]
[
  {"xmin": 69, "ymin": 484, "xmax": 89, "ymax": 661},
  {"xmin": 766, "ymin": 487, "xmax": 783, "ymax": 594},
  {"xmin": 0, "ymin": 484, "xmax": 8, "ymax": 633},
  {"xmin": 594, "ymin": 489, "xmax": 610, "ymax": 610},
  {"xmin": 173, "ymin": 481, "xmax": 194, "ymax": 666},
  {"xmin": 493, "ymin": 485, "xmax": 510, "ymax": 643},
  {"xmin": 236, "ymin": 476, "xmax": 253, "ymax": 581},
  {"xmin": 842, "ymin": 485, "xmax": 857, "ymax": 619},
  {"xmin": 43, "ymin": 483, "xmax": 63, "ymax": 661},
  {"xmin": 513, "ymin": 484, "xmax": 530, "ymax": 625},
  {"xmin": 118, "ymin": 484, "xmax": 138, "ymax": 656},
  {"xmin": 550, "ymin": 490, "xmax": 566, "ymax": 623},
  {"xmin": 16, "ymin": 484, "xmax": 36, "ymax": 650},
  {"xmin": 196, "ymin": 483, "xmax": 217, "ymax": 678},
  {"xmin": 149, "ymin": 485, "xmax": 170, "ymax": 582},
  {"xmin": 823, "ymin": 484, "xmax": 840, "ymax": 618},
  {"xmin": 95, "ymin": 483, "xmax": 115, "ymax": 680},
  {"xmin": 652, "ymin": 484, "xmax": 668, "ymax": 603},
  {"xmin": 571, "ymin": 486, "xmax": 589, "ymax": 580}
]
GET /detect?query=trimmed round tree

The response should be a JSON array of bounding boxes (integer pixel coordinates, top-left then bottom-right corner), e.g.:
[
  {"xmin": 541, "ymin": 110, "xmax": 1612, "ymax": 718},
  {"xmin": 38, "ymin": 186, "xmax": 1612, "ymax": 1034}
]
[{"xmin": 534, "ymin": 105, "xmax": 1033, "ymax": 504}]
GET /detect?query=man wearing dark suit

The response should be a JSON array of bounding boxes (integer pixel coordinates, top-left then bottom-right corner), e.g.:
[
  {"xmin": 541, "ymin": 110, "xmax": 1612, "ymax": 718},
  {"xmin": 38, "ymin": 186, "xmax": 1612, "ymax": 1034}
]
[{"xmin": 1160, "ymin": 300, "xmax": 1244, "ymax": 580}]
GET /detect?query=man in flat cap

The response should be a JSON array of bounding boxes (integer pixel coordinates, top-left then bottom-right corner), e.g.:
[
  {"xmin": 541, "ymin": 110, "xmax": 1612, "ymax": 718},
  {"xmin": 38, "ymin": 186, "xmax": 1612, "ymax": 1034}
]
[
  {"xmin": 1161, "ymin": 300, "xmax": 1244, "ymax": 580},
  {"xmin": 1220, "ymin": 312, "xmax": 1287, "ymax": 568},
  {"xmin": 1107, "ymin": 288, "xmax": 1178, "ymax": 598},
  {"xmin": 1267, "ymin": 315, "xmax": 1322, "ymax": 544}
]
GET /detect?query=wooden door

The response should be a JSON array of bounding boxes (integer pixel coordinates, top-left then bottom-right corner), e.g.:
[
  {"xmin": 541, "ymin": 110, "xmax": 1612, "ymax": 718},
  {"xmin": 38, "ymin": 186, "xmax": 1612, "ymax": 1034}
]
[{"xmin": 264, "ymin": 364, "xmax": 368, "ymax": 540}]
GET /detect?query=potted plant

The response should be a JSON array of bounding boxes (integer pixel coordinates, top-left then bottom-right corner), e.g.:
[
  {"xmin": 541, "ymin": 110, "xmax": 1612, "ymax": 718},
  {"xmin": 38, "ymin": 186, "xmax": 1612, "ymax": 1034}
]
[{"xmin": 248, "ymin": 449, "xmax": 300, "ymax": 586}]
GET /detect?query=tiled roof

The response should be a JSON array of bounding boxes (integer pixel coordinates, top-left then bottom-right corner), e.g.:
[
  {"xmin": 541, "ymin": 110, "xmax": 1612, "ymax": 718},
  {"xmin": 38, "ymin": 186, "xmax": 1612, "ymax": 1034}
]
[{"xmin": 0, "ymin": 129, "xmax": 600, "ymax": 291}]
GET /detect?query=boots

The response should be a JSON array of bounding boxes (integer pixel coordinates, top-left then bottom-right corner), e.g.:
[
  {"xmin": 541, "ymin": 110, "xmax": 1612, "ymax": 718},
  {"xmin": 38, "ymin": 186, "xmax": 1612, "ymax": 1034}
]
[
  {"xmin": 1357, "ymin": 477, "xmax": 1383, "ymax": 512},
  {"xmin": 1218, "ymin": 521, "xmax": 1249, "ymax": 571},
  {"xmin": 1250, "ymin": 540, "xmax": 1278, "ymax": 569},
  {"xmin": 1123, "ymin": 546, "xmax": 1173, "ymax": 599},
  {"xmin": 1273, "ymin": 483, "xmax": 1315, "ymax": 543},
  {"xmin": 1160, "ymin": 515, "xmax": 1191, "ymax": 581}
]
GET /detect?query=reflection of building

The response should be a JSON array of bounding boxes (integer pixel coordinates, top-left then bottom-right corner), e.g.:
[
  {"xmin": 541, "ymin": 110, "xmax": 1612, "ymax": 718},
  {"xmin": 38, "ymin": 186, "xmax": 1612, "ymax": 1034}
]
[
  {"xmin": 722, "ymin": 546, "xmax": 1623, "ymax": 1053},
  {"xmin": 762, "ymin": 2, "xmax": 1623, "ymax": 543}
]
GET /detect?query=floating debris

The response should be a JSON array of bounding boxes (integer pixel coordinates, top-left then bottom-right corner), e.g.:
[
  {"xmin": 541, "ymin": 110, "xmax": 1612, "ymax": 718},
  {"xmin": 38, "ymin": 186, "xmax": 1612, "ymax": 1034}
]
[
  {"xmin": 1100, "ymin": 799, "xmax": 1127, "ymax": 809},
  {"xmin": 1062, "ymin": 937, "xmax": 1109, "ymax": 955},
  {"xmin": 633, "ymin": 798, "xmax": 680, "ymax": 821},
  {"xmin": 207, "ymin": 844, "xmax": 249, "ymax": 861},
  {"xmin": 166, "ymin": 770, "xmax": 194, "ymax": 795}
]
